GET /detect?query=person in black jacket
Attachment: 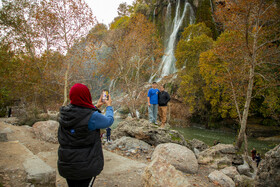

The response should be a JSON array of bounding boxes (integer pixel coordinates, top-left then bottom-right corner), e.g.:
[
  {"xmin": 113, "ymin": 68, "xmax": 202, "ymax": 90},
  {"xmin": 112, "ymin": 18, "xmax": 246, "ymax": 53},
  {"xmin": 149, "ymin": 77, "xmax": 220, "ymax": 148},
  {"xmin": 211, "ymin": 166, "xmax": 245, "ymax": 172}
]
[
  {"xmin": 58, "ymin": 83, "xmax": 114, "ymax": 187},
  {"xmin": 158, "ymin": 85, "xmax": 170, "ymax": 128}
]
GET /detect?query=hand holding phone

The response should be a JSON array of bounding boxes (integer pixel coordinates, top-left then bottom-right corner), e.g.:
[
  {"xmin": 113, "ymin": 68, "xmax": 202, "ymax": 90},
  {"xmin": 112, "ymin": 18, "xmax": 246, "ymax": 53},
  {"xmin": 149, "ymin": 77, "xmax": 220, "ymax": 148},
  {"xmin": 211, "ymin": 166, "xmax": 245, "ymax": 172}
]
[{"xmin": 101, "ymin": 90, "xmax": 109, "ymax": 103}]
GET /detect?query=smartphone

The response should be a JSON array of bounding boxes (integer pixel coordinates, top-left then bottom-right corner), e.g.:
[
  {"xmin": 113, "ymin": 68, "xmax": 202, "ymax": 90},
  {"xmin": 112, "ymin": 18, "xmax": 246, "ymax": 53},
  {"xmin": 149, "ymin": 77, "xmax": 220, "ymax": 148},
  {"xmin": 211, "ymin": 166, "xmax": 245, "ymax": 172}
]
[{"xmin": 101, "ymin": 90, "xmax": 109, "ymax": 102}]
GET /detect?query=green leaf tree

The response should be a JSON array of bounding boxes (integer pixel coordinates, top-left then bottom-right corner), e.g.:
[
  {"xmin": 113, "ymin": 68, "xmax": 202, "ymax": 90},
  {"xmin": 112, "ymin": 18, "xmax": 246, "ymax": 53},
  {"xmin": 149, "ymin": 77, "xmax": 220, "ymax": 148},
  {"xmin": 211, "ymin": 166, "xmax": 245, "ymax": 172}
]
[
  {"xmin": 175, "ymin": 23, "xmax": 213, "ymax": 117},
  {"xmin": 200, "ymin": 0, "xmax": 280, "ymax": 151}
]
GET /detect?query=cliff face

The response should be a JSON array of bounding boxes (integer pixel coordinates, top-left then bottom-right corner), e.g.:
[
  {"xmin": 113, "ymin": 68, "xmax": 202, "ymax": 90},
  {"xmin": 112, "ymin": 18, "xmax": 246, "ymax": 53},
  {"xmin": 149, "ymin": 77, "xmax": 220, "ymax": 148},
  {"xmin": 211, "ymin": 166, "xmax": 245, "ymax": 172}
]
[
  {"xmin": 144, "ymin": 0, "xmax": 215, "ymax": 41},
  {"xmin": 150, "ymin": 0, "xmax": 196, "ymax": 42}
]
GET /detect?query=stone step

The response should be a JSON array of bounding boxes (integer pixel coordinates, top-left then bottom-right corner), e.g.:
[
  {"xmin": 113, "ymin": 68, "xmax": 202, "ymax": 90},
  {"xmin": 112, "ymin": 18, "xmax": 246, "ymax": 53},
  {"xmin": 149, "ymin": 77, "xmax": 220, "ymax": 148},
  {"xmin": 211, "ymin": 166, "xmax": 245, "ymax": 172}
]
[{"xmin": 0, "ymin": 141, "xmax": 56, "ymax": 186}]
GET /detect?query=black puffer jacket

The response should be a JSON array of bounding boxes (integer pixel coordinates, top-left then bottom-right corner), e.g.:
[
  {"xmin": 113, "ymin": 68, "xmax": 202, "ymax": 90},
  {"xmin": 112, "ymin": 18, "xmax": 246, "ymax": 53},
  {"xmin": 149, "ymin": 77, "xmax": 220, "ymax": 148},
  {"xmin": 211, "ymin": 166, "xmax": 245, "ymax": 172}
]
[
  {"xmin": 57, "ymin": 104, "xmax": 103, "ymax": 180},
  {"xmin": 158, "ymin": 91, "xmax": 170, "ymax": 106}
]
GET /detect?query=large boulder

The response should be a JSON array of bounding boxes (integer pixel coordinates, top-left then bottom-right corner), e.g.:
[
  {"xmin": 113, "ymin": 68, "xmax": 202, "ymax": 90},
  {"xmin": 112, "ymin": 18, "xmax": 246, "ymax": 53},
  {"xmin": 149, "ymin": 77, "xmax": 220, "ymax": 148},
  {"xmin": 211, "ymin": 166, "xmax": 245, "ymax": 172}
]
[
  {"xmin": 32, "ymin": 120, "xmax": 59, "ymax": 143},
  {"xmin": 208, "ymin": 170, "xmax": 235, "ymax": 187},
  {"xmin": 237, "ymin": 161, "xmax": 252, "ymax": 177},
  {"xmin": 112, "ymin": 118, "xmax": 189, "ymax": 147},
  {"xmin": 152, "ymin": 143, "xmax": 198, "ymax": 174},
  {"xmin": 234, "ymin": 175, "xmax": 254, "ymax": 187},
  {"xmin": 142, "ymin": 156, "xmax": 191, "ymax": 187},
  {"xmin": 255, "ymin": 144, "xmax": 280, "ymax": 187},
  {"xmin": 113, "ymin": 136, "xmax": 153, "ymax": 151},
  {"xmin": 197, "ymin": 144, "xmax": 242, "ymax": 169},
  {"xmin": 221, "ymin": 166, "xmax": 240, "ymax": 180},
  {"xmin": 189, "ymin": 138, "xmax": 209, "ymax": 152}
]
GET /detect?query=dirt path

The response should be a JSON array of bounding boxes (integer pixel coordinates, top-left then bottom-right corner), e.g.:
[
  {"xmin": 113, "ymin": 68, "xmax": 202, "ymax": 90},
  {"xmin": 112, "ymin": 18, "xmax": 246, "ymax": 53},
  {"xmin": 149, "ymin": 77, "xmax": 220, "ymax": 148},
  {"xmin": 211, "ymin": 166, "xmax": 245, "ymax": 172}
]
[
  {"xmin": 0, "ymin": 119, "xmax": 147, "ymax": 187},
  {"xmin": 0, "ymin": 118, "xmax": 218, "ymax": 187}
]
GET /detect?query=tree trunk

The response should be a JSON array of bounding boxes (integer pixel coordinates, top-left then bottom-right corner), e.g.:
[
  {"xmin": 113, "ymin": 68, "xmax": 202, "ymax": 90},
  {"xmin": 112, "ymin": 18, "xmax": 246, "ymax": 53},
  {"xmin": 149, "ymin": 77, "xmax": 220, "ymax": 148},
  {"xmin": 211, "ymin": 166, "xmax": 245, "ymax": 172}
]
[
  {"xmin": 63, "ymin": 62, "xmax": 70, "ymax": 106},
  {"xmin": 236, "ymin": 66, "xmax": 255, "ymax": 150}
]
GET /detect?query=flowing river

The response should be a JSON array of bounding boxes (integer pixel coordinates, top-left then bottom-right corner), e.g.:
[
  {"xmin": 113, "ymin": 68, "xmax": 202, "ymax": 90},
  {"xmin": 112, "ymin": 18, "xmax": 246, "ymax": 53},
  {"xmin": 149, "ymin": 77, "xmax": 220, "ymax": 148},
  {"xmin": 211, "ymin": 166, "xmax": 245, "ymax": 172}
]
[{"xmin": 172, "ymin": 126, "xmax": 278, "ymax": 155}]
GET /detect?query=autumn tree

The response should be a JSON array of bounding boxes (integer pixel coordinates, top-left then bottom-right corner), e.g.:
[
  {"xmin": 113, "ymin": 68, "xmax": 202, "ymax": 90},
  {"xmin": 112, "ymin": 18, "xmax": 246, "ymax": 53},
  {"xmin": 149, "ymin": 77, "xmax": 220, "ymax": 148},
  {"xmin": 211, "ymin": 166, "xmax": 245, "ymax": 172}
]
[
  {"xmin": 0, "ymin": 0, "xmax": 39, "ymax": 58},
  {"xmin": 0, "ymin": 0, "xmax": 95, "ymax": 111},
  {"xmin": 48, "ymin": 0, "xmax": 95, "ymax": 106},
  {"xmin": 200, "ymin": 0, "xmax": 280, "ymax": 151},
  {"xmin": 100, "ymin": 14, "xmax": 162, "ymax": 117},
  {"xmin": 175, "ymin": 23, "xmax": 214, "ymax": 120},
  {"xmin": 117, "ymin": 2, "xmax": 130, "ymax": 17}
]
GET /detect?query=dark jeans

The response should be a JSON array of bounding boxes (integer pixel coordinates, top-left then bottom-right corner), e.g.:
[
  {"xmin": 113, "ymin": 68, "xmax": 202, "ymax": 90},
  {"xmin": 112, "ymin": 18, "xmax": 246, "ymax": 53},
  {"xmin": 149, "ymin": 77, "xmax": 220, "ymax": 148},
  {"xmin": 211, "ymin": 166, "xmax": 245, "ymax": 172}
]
[
  {"xmin": 66, "ymin": 177, "xmax": 95, "ymax": 187},
  {"xmin": 107, "ymin": 135, "xmax": 111, "ymax": 142}
]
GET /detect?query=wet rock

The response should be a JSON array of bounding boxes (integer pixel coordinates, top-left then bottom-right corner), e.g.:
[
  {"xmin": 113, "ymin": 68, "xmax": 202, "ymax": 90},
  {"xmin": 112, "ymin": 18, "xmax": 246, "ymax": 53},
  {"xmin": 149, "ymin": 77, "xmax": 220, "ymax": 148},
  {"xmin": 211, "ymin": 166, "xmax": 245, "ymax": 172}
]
[
  {"xmin": 142, "ymin": 156, "xmax": 191, "ymax": 187},
  {"xmin": 111, "ymin": 118, "xmax": 189, "ymax": 147},
  {"xmin": 208, "ymin": 170, "xmax": 235, "ymax": 187},
  {"xmin": 255, "ymin": 144, "xmax": 280, "ymax": 187},
  {"xmin": 152, "ymin": 143, "xmax": 198, "ymax": 174},
  {"xmin": 32, "ymin": 120, "xmax": 59, "ymax": 143}
]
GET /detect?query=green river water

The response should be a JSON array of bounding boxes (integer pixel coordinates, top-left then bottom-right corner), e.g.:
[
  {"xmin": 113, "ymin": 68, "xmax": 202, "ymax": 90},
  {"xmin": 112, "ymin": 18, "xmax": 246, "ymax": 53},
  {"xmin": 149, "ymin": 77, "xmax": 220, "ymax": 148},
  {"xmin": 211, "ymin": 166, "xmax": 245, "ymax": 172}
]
[{"xmin": 172, "ymin": 126, "xmax": 277, "ymax": 155}]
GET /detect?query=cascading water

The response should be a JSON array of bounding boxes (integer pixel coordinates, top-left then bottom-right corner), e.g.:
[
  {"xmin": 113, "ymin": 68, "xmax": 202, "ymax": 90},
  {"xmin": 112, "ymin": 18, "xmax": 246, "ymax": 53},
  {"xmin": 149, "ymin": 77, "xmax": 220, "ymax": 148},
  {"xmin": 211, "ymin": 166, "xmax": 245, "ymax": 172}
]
[{"xmin": 149, "ymin": 0, "xmax": 195, "ymax": 82}]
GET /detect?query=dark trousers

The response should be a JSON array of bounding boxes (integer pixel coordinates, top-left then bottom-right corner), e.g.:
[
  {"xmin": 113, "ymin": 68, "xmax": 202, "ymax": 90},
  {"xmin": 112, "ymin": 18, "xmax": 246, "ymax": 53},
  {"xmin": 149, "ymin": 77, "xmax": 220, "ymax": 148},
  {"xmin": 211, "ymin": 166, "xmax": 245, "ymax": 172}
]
[
  {"xmin": 66, "ymin": 177, "xmax": 95, "ymax": 187},
  {"xmin": 107, "ymin": 135, "xmax": 111, "ymax": 142}
]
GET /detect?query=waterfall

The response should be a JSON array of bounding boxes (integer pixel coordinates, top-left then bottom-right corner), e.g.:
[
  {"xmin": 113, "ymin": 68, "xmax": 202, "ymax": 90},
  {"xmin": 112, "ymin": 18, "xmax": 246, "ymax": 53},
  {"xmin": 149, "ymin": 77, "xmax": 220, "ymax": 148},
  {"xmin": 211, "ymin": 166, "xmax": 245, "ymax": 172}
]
[
  {"xmin": 109, "ymin": 79, "xmax": 116, "ymax": 93},
  {"xmin": 153, "ymin": 7, "xmax": 156, "ymax": 25},
  {"xmin": 164, "ymin": 2, "xmax": 172, "ymax": 46},
  {"xmin": 149, "ymin": 0, "xmax": 195, "ymax": 82}
]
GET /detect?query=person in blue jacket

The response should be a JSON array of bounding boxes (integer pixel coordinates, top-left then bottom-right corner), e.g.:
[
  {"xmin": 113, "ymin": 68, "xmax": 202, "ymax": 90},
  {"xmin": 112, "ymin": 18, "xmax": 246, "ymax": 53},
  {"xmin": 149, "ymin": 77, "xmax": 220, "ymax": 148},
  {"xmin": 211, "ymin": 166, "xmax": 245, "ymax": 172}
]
[
  {"xmin": 106, "ymin": 127, "xmax": 111, "ymax": 142},
  {"xmin": 57, "ymin": 83, "xmax": 114, "ymax": 187},
  {"xmin": 147, "ymin": 82, "xmax": 160, "ymax": 124}
]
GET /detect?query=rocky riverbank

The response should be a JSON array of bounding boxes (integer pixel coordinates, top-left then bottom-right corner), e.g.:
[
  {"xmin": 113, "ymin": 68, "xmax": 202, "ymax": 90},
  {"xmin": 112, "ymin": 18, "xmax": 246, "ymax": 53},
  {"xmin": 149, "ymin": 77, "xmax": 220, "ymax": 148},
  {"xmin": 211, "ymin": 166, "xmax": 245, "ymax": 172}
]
[{"xmin": 0, "ymin": 117, "xmax": 279, "ymax": 187}]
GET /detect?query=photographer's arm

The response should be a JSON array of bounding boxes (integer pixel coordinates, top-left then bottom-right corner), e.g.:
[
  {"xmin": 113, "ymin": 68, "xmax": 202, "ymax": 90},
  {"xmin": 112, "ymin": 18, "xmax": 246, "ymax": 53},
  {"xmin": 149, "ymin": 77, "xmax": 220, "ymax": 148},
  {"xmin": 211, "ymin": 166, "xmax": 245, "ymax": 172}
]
[{"xmin": 88, "ymin": 106, "xmax": 114, "ymax": 130}]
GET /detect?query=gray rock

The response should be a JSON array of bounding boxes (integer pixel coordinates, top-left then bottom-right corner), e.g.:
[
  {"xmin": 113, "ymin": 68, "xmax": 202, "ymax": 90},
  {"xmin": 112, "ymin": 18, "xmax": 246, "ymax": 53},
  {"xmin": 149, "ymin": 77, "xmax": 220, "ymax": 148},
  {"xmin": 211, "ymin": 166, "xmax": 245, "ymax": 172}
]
[
  {"xmin": 23, "ymin": 155, "xmax": 56, "ymax": 184},
  {"xmin": 152, "ymin": 143, "xmax": 198, "ymax": 174},
  {"xmin": 1, "ymin": 127, "xmax": 13, "ymax": 133},
  {"xmin": 142, "ymin": 155, "xmax": 191, "ymax": 187},
  {"xmin": 32, "ymin": 120, "xmax": 59, "ymax": 143},
  {"xmin": 255, "ymin": 144, "xmax": 280, "ymax": 187},
  {"xmin": 237, "ymin": 161, "xmax": 251, "ymax": 176},
  {"xmin": 208, "ymin": 170, "xmax": 235, "ymax": 187},
  {"xmin": 114, "ymin": 136, "xmax": 152, "ymax": 151},
  {"xmin": 221, "ymin": 166, "xmax": 240, "ymax": 180},
  {"xmin": 0, "ymin": 133, "xmax": 8, "ymax": 142},
  {"xmin": 0, "ymin": 141, "xmax": 56, "ymax": 186},
  {"xmin": 190, "ymin": 138, "xmax": 209, "ymax": 152},
  {"xmin": 107, "ymin": 144, "xmax": 117, "ymax": 151},
  {"xmin": 193, "ymin": 148, "xmax": 200, "ymax": 157},
  {"xmin": 111, "ymin": 118, "xmax": 189, "ymax": 147},
  {"xmin": 197, "ymin": 144, "xmax": 238, "ymax": 169},
  {"xmin": 234, "ymin": 175, "xmax": 254, "ymax": 187},
  {"xmin": 4, "ymin": 117, "xmax": 19, "ymax": 125},
  {"xmin": 216, "ymin": 157, "xmax": 232, "ymax": 169}
]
